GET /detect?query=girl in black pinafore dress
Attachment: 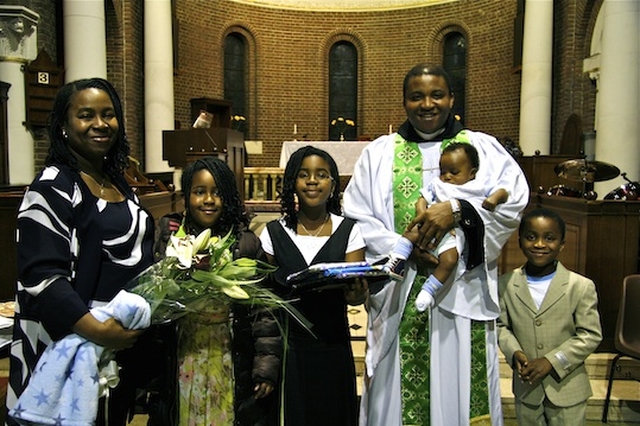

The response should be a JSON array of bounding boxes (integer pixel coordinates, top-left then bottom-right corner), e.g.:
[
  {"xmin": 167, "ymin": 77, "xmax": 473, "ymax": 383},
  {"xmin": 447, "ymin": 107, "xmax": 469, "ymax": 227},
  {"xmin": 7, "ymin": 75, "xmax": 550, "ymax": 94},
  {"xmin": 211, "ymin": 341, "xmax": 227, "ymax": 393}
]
[{"xmin": 259, "ymin": 146, "xmax": 367, "ymax": 426}]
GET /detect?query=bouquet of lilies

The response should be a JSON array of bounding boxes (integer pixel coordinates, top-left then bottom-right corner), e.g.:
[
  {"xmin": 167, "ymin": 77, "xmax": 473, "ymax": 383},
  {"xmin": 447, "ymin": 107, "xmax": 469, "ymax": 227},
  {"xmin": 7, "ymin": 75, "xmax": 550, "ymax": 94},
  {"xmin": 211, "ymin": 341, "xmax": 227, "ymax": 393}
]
[{"xmin": 127, "ymin": 226, "xmax": 305, "ymax": 326}]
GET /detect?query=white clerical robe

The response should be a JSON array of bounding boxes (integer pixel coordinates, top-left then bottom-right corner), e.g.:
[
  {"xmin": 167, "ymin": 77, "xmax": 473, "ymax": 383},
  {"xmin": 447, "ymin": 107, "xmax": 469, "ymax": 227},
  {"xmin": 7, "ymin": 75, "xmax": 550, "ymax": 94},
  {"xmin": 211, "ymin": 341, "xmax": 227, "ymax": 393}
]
[{"xmin": 343, "ymin": 129, "xmax": 530, "ymax": 426}]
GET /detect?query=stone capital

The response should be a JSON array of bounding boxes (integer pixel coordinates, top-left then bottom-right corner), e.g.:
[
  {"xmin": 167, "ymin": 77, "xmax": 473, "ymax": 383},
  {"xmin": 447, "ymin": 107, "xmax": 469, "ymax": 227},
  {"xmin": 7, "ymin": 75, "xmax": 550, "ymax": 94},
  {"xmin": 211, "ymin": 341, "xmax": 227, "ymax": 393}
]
[{"xmin": 0, "ymin": 5, "xmax": 40, "ymax": 62}]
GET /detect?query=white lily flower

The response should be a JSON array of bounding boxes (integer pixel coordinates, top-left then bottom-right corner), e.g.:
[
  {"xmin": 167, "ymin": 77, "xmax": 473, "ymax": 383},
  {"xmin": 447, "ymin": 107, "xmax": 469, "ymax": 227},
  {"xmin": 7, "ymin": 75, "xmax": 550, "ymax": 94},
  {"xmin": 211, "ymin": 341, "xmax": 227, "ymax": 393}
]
[
  {"xmin": 193, "ymin": 229, "xmax": 212, "ymax": 253},
  {"xmin": 166, "ymin": 234, "xmax": 196, "ymax": 268}
]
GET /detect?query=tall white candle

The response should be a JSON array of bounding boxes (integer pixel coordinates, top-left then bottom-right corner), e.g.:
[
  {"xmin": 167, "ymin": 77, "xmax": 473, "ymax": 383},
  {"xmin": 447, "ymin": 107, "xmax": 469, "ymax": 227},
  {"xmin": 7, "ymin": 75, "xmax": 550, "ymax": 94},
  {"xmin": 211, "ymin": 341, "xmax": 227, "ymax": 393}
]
[
  {"xmin": 389, "ymin": 124, "xmax": 393, "ymax": 134},
  {"xmin": 294, "ymin": 124, "xmax": 297, "ymax": 134}
]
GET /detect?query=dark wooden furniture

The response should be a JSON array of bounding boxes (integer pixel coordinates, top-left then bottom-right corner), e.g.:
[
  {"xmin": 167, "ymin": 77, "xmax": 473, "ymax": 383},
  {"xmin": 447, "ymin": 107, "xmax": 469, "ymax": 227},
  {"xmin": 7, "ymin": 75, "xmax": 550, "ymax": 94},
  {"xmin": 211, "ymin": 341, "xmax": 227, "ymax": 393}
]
[
  {"xmin": 498, "ymin": 195, "xmax": 640, "ymax": 352},
  {"xmin": 517, "ymin": 153, "xmax": 578, "ymax": 194},
  {"xmin": 23, "ymin": 49, "xmax": 64, "ymax": 129},
  {"xmin": 601, "ymin": 274, "xmax": 640, "ymax": 422},
  {"xmin": 189, "ymin": 98, "xmax": 232, "ymax": 129},
  {"xmin": 162, "ymin": 128, "xmax": 245, "ymax": 199},
  {"xmin": 0, "ymin": 188, "xmax": 28, "ymax": 301},
  {"xmin": 125, "ymin": 157, "xmax": 173, "ymax": 195},
  {"xmin": 0, "ymin": 82, "xmax": 10, "ymax": 185}
]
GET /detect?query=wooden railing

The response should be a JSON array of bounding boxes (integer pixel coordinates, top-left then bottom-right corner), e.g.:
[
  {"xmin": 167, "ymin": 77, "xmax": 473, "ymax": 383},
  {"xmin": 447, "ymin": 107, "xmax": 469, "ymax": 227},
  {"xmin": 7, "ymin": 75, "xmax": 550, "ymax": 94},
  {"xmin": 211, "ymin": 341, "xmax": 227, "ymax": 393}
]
[{"xmin": 244, "ymin": 167, "xmax": 283, "ymax": 201}]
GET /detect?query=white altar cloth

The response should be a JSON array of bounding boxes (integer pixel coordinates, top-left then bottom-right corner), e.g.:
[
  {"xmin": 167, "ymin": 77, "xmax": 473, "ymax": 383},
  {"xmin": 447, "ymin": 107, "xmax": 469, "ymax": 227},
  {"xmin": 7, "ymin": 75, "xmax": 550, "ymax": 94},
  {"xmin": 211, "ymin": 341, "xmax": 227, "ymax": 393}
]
[{"xmin": 279, "ymin": 141, "xmax": 370, "ymax": 175}]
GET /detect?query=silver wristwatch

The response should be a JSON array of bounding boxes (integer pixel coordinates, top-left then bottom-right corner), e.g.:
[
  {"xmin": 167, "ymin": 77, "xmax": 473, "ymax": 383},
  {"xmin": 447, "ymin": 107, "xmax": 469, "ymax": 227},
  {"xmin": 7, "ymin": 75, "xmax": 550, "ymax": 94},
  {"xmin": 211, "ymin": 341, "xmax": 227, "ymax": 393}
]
[{"xmin": 450, "ymin": 198, "xmax": 462, "ymax": 224}]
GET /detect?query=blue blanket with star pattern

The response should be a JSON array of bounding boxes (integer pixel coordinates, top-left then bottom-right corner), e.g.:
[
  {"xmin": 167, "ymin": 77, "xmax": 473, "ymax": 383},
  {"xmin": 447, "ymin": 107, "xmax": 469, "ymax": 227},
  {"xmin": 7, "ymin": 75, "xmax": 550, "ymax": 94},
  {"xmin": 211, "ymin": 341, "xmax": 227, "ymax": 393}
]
[{"xmin": 9, "ymin": 290, "xmax": 151, "ymax": 425}]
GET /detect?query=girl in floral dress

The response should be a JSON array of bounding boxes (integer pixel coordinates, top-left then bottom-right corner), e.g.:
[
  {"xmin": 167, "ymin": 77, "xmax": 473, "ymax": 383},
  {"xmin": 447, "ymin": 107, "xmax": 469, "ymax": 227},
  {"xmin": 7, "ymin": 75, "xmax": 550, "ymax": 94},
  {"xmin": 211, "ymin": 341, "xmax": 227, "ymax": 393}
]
[{"xmin": 154, "ymin": 156, "xmax": 281, "ymax": 425}]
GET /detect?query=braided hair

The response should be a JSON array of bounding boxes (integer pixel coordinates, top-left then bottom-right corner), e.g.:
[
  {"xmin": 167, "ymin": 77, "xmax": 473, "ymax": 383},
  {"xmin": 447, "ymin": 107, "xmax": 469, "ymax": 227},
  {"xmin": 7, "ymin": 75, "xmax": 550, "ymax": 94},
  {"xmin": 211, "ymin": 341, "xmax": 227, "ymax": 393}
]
[
  {"xmin": 280, "ymin": 145, "xmax": 342, "ymax": 230},
  {"xmin": 46, "ymin": 78, "xmax": 130, "ymax": 178},
  {"xmin": 181, "ymin": 156, "xmax": 249, "ymax": 237}
]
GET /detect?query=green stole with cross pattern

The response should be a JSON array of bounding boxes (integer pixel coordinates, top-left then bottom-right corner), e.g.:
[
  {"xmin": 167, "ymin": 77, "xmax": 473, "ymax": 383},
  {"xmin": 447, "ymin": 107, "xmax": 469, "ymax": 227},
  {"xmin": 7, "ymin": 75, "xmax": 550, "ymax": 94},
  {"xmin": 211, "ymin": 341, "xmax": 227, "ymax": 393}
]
[
  {"xmin": 393, "ymin": 132, "xmax": 491, "ymax": 425},
  {"xmin": 393, "ymin": 135, "xmax": 431, "ymax": 424}
]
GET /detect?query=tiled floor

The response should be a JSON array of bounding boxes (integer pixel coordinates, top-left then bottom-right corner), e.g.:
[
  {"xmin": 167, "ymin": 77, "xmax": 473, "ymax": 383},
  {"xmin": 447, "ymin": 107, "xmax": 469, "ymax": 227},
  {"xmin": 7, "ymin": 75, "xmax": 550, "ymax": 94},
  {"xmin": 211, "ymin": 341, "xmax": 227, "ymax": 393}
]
[{"xmin": 2, "ymin": 330, "xmax": 639, "ymax": 424}]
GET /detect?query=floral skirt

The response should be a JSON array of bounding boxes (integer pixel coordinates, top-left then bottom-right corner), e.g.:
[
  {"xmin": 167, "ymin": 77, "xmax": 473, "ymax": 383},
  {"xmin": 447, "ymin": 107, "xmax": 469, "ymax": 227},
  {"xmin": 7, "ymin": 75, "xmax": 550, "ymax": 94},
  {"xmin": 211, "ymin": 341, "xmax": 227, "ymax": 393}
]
[{"xmin": 177, "ymin": 305, "xmax": 234, "ymax": 426}]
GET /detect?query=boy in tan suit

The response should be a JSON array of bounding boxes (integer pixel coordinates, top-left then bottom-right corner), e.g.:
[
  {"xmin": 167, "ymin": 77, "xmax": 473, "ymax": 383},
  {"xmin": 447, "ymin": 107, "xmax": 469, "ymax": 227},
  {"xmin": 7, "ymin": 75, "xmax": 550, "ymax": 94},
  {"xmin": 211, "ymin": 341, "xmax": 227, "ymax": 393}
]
[{"xmin": 497, "ymin": 208, "xmax": 602, "ymax": 425}]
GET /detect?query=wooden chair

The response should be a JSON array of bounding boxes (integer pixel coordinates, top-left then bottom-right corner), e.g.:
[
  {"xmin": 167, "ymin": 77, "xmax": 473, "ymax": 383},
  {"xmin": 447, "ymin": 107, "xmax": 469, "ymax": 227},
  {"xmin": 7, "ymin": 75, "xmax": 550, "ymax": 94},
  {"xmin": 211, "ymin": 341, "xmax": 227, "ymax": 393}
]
[{"xmin": 602, "ymin": 274, "xmax": 640, "ymax": 422}]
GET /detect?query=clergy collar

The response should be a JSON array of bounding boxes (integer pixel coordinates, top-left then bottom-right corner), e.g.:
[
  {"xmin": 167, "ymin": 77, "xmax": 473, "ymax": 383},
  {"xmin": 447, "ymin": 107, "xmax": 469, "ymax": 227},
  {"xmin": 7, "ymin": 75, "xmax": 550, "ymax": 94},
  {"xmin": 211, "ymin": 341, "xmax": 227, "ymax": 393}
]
[
  {"xmin": 397, "ymin": 114, "xmax": 463, "ymax": 143},
  {"xmin": 415, "ymin": 127, "xmax": 445, "ymax": 140}
]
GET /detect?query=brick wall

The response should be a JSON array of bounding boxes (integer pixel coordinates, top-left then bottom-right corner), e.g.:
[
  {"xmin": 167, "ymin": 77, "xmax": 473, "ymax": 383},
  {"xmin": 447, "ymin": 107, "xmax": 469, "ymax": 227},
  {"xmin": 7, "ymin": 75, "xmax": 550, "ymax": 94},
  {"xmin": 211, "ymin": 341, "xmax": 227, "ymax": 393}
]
[
  {"xmin": 107, "ymin": 0, "xmax": 146, "ymax": 165},
  {"xmin": 26, "ymin": 0, "xmax": 603, "ymax": 172},
  {"xmin": 174, "ymin": 0, "xmax": 524, "ymax": 167},
  {"xmin": 552, "ymin": 0, "xmax": 602, "ymax": 154}
]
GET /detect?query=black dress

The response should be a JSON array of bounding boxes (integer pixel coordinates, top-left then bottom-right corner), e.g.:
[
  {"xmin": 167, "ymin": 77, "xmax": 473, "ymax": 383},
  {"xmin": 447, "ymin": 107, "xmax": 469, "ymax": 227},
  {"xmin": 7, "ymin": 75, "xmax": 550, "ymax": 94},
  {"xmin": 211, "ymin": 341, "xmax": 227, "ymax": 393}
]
[
  {"xmin": 266, "ymin": 218, "xmax": 358, "ymax": 426},
  {"xmin": 7, "ymin": 165, "xmax": 156, "ymax": 426}
]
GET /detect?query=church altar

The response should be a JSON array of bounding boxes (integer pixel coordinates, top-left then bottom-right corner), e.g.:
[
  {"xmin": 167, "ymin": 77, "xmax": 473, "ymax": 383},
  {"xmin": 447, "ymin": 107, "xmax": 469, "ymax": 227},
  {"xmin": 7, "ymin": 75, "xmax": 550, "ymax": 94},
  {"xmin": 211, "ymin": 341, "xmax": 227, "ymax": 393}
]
[{"xmin": 279, "ymin": 141, "xmax": 370, "ymax": 175}]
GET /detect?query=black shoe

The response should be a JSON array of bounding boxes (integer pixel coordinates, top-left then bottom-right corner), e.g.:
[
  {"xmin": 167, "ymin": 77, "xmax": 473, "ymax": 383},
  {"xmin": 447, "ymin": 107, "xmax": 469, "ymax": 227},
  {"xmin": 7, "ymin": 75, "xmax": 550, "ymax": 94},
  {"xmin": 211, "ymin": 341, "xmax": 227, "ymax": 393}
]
[{"xmin": 382, "ymin": 256, "xmax": 406, "ymax": 277}]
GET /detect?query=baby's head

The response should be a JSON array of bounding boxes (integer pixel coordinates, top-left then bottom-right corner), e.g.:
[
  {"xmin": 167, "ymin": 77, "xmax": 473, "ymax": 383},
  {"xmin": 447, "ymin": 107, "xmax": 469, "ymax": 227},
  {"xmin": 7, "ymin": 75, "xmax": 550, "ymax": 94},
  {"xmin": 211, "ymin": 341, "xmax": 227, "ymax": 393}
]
[{"xmin": 439, "ymin": 142, "xmax": 479, "ymax": 185}]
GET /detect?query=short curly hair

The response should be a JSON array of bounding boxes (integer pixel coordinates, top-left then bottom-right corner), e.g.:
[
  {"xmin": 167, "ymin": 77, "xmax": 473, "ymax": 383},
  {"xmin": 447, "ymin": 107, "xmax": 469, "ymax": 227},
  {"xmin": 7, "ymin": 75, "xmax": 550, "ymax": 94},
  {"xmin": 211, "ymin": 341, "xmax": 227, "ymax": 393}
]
[
  {"xmin": 403, "ymin": 63, "xmax": 454, "ymax": 99},
  {"xmin": 442, "ymin": 142, "xmax": 480, "ymax": 170},
  {"xmin": 519, "ymin": 208, "xmax": 566, "ymax": 241}
]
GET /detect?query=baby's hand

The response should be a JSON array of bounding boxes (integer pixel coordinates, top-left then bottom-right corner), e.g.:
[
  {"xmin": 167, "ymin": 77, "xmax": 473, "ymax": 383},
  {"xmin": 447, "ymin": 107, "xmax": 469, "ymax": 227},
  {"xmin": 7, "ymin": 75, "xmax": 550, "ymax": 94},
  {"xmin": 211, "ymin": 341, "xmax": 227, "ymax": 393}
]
[
  {"xmin": 482, "ymin": 189, "xmax": 508, "ymax": 211},
  {"xmin": 482, "ymin": 198, "xmax": 497, "ymax": 211},
  {"xmin": 403, "ymin": 224, "xmax": 421, "ymax": 245}
]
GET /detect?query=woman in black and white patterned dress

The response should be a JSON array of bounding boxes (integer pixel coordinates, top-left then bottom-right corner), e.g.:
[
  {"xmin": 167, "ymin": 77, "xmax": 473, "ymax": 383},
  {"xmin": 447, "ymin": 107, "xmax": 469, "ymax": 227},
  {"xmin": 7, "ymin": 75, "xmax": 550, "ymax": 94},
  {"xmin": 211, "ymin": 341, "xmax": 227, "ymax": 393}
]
[{"xmin": 6, "ymin": 78, "xmax": 157, "ymax": 426}]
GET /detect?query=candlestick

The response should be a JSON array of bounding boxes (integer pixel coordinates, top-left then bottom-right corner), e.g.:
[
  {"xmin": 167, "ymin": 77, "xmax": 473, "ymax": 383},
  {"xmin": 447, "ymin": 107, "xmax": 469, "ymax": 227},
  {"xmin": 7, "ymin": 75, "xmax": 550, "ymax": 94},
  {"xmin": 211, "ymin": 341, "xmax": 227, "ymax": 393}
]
[
  {"xmin": 293, "ymin": 124, "xmax": 297, "ymax": 134},
  {"xmin": 388, "ymin": 124, "xmax": 393, "ymax": 134}
]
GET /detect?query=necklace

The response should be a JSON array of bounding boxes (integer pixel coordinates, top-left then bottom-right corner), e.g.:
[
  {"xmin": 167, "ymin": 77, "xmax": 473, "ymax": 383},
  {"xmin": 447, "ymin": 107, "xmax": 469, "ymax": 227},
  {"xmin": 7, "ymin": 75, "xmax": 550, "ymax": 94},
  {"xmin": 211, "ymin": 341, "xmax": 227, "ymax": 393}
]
[
  {"xmin": 299, "ymin": 214, "xmax": 329, "ymax": 237},
  {"xmin": 81, "ymin": 171, "xmax": 107, "ymax": 198}
]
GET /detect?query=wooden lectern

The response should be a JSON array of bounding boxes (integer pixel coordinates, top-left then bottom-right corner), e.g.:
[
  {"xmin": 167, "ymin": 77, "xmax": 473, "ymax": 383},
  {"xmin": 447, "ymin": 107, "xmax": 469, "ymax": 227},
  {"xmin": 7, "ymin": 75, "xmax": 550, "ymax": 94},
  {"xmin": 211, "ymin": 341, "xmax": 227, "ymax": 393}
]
[{"xmin": 162, "ymin": 128, "xmax": 245, "ymax": 198}]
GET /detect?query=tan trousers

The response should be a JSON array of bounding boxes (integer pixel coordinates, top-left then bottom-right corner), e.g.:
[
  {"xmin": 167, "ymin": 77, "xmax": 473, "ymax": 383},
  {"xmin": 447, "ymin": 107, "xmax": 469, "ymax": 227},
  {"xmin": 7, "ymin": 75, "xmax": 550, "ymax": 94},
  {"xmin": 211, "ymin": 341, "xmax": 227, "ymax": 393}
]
[{"xmin": 515, "ymin": 397, "xmax": 587, "ymax": 426}]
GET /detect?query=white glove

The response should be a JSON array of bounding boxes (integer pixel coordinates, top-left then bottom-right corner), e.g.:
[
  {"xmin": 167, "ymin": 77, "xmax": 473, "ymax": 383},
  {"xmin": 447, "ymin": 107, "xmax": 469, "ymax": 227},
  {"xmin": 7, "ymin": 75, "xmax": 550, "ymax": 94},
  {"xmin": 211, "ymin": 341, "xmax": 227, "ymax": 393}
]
[{"xmin": 415, "ymin": 289, "xmax": 435, "ymax": 312}]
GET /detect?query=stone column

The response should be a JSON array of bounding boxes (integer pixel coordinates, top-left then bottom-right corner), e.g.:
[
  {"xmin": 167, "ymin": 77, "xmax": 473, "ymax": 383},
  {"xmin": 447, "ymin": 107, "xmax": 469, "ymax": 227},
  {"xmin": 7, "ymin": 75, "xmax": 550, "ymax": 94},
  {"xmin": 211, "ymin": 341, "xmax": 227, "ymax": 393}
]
[
  {"xmin": 518, "ymin": 0, "xmax": 554, "ymax": 155},
  {"xmin": 63, "ymin": 0, "xmax": 107, "ymax": 81},
  {"xmin": 144, "ymin": 0, "xmax": 175, "ymax": 178},
  {"xmin": 0, "ymin": 5, "xmax": 39, "ymax": 185},
  {"xmin": 594, "ymin": 0, "xmax": 639, "ymax": 196}
]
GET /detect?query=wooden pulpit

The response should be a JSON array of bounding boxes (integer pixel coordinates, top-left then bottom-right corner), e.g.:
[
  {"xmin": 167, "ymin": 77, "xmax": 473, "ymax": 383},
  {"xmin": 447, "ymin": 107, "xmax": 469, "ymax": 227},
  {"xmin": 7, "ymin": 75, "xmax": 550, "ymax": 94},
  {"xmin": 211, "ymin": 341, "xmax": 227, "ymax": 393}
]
[{"xmin": 162, "ymin": 128, "xmax": 245, "ymax": 198}]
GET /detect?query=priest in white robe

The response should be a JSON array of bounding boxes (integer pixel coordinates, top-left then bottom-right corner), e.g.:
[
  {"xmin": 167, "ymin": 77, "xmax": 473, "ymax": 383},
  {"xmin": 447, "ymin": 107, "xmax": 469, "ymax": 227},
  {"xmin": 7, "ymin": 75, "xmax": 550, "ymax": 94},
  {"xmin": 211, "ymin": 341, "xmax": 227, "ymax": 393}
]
[{"xmin": 343, "ymin": 63, "xmax": 529, "ymax": 426}]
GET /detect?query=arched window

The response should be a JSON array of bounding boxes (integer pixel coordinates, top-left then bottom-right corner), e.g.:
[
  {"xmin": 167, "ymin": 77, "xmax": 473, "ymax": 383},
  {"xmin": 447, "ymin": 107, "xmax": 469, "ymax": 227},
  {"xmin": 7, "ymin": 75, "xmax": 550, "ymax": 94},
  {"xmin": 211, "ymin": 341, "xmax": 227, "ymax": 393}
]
[
  {"xmin": 328, "ymin": 41, "xmax": 357, "ymax": 141},
  {"xmin": 224, "ymin": 33, "xmax": 247, "ymax": 136},
  {"xmin": 443, "ymin": 32, "xmax": 466, "ymax": 124}
]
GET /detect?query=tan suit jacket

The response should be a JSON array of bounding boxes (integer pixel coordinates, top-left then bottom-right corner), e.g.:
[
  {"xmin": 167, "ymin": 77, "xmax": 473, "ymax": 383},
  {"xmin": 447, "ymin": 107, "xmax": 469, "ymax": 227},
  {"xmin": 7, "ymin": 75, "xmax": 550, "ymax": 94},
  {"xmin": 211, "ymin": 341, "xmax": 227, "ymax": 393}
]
[{"xmin": 497, "ymin": 262, "xmax": 602, "ymax": 407}]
